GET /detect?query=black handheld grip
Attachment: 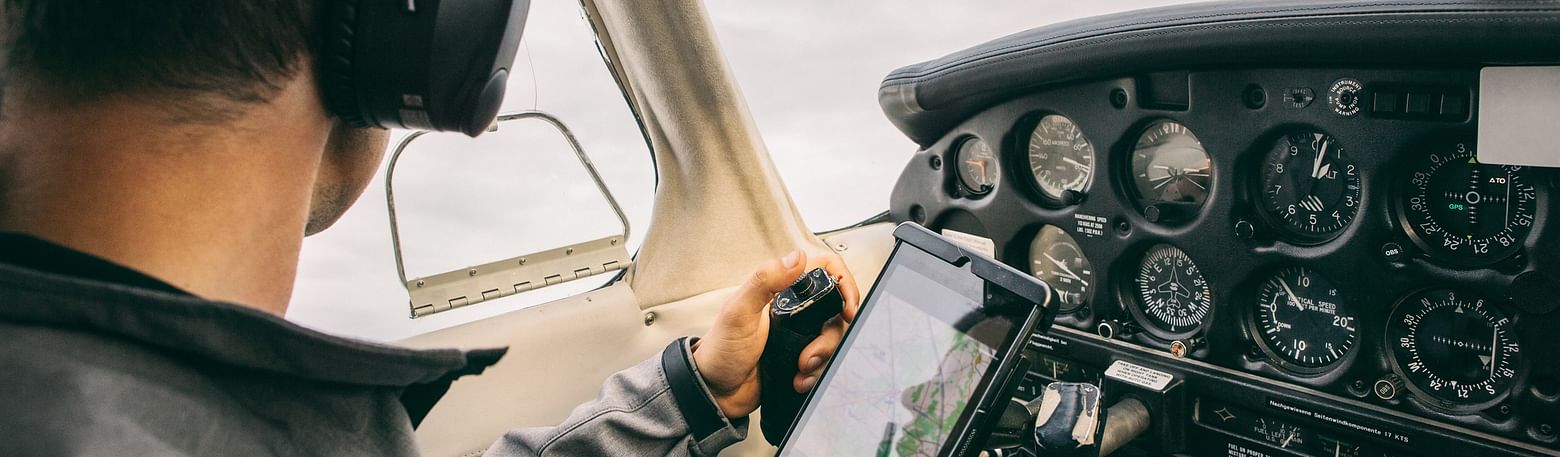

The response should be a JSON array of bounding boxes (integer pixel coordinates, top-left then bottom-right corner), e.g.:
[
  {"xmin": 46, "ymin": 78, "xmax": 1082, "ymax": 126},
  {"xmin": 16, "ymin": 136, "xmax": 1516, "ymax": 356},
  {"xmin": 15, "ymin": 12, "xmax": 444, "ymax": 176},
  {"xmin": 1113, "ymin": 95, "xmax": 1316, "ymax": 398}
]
[{"xmin": 758, "ymin": 268, "xmax": 844, "ymax": 446}]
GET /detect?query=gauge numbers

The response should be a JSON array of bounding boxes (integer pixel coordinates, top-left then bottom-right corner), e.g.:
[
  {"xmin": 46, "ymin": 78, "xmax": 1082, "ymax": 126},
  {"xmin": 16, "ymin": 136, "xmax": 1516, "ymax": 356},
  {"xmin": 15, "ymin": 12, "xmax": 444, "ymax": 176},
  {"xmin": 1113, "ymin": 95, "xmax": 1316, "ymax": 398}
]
[
  {"xmin": 1252, "ymin": 418, "xmax": 1304, "ymax": 450},
  {"xmin": 1252, "ymin": 267, "xmax": 1357, "ymax": 371},
  {"xmin": 1028, "ymin": 114, "xmax": 1095, "ymax": 203},
  {"xmin": 1132, "ymin": 244, "xmax": 1213, "ymax": 336},
  {"xmin": 954, "ymin": 137, "xmax": 999, "ymax": 196},
  {"xmin": 1131, "ymin": 121, "xmax": 1213, "ymax": 222},
  {"xmin": 1402, "ymin": 142, "xmax": 1538, "ymax": 266},
  {"xmin": 1028, "ymin": 225, "xmax": 1094, "ymax": 314},
  {"xmin": 1259, "ymin": 131, "xmax": 1361, "ymax": 243},
  {"xmin": 1386, "ymin": 289, "xmax": 1521, "ymax": 411}
]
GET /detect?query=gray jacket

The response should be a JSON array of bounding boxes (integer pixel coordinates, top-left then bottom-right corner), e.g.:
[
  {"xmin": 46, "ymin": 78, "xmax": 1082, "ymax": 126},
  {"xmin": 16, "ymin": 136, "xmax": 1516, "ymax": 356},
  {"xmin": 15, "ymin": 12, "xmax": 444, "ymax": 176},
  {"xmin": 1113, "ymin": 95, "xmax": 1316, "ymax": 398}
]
[{"xmin": 0, "ymin": 234, "xmax": 747, "ymax": 456}]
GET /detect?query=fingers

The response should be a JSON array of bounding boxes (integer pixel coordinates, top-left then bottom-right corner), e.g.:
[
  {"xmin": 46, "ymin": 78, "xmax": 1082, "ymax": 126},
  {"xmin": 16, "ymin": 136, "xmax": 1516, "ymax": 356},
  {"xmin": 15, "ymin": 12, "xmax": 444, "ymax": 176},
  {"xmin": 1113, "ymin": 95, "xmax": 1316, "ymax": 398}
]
[
  {"xmin": 810, "ymin": 253, "xmax": 862, "ymax": 323},
  {"xmin": 794, "ymin": 316, "xmax": 847, "ymax": 393},
  {"xmin": 728, "ymin": 250, "xmax": 809, "ymax": 315}
]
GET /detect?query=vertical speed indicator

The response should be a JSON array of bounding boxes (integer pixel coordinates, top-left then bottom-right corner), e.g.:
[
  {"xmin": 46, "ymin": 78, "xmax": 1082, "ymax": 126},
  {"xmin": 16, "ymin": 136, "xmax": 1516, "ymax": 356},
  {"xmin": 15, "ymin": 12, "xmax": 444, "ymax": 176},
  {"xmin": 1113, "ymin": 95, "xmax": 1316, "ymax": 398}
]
[{"xmin": 1250, "ymin": 267, "xmax": 1358, "ymax": 372}]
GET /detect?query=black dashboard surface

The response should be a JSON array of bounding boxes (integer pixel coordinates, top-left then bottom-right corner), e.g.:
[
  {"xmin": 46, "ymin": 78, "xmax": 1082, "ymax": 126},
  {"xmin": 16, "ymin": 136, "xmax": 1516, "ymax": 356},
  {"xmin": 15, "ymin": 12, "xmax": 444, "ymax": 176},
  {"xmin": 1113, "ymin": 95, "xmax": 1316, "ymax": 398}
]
[{"xmin": 879, "ymin": 3, "xmax": 1560, "ymax": 456}]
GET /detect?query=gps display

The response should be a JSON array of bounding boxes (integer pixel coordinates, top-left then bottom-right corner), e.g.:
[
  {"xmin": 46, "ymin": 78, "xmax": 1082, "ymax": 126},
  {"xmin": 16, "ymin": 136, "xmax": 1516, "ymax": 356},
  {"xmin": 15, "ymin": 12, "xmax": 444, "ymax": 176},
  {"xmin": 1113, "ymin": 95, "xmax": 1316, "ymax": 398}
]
[{"xmin": 778, "ymin": 243, "xmax": 1023, "ymax": 457}]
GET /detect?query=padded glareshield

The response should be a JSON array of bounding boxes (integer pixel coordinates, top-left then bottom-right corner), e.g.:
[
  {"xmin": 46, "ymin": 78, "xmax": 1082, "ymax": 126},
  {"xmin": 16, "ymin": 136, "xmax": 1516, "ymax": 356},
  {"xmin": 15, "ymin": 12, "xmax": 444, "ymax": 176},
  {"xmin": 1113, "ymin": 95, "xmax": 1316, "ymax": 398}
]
[{"xmin": 878, "ymin": 1, "xmax": 1560, "ymax": 147}]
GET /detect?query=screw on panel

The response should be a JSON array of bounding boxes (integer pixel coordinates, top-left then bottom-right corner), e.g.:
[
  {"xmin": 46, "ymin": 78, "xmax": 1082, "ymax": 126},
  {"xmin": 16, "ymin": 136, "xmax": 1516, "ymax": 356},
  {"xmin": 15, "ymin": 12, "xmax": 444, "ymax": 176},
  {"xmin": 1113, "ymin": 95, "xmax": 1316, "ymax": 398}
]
[
  {"xmin": 910, "ymin": 204, "xmax": 927, "ymax": 224},
  {"xmin": 835, "ymin": 243, "xmax": 849, "ymax": 252},
  {"xmin": 1114, "ymin": 219, "xmax": 1132, "ymax": 236},
  {"xmin": 1144, "ymin": 205, "xmax": 1163, "ymax": 223},
  {"xmin": 1243, "ymin": 84, "xmax": 1267, "ymax": 109},
  {"xmin": 519, "ymin": 257, "xmax": 528, "ymax": 265},
  {"xmin": 1234, "ymin": 220, "xmax": 1256, "ymax": 240},
  {"xmin": 416, "ymin": 280, "xmax": 425, "ymax": 288},
  {"xmin": 468, "ymin": 269, "xmax": 478, "ymax": 276},
  {"xmin": 1110, "ymin": 89, "xmax": 1129, "ymax": 109},
  {"xmin": 930, "ymin": 155, "xmax": 943, "ymax": 170},
  {"xmin": 566, "ymin": 247, "xmax": 574, "ymax": 255},
  {"xmin": 643, "ymin": 312, "xmax": 657, "ymax": 326}
]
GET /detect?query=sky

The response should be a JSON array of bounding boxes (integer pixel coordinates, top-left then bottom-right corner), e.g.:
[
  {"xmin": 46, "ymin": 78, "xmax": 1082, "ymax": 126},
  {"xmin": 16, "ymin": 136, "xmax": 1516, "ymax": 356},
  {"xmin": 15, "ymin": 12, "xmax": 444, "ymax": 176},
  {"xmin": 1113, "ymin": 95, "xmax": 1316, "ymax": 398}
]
[{"xmin": 285, "ymin": 0, "xmax": 1198, "ymax": 342}]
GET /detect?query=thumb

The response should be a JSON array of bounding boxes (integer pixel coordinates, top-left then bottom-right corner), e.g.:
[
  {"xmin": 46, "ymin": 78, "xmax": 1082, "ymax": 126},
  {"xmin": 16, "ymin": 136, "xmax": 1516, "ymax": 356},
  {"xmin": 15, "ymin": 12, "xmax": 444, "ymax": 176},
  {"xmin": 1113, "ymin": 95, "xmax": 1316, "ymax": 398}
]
[{"xmin": 729, "ymin": 250, "xmax": 807, "ymax": 315}]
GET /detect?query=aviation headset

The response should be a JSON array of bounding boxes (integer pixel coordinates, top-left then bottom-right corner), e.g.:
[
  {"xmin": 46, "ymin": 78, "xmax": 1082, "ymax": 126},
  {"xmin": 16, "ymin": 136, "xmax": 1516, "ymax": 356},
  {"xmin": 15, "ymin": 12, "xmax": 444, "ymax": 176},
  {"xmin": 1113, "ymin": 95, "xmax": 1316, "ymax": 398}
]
[{"xmin": 321, "ymin": 0, "xmax": 532, "ymax": 137}]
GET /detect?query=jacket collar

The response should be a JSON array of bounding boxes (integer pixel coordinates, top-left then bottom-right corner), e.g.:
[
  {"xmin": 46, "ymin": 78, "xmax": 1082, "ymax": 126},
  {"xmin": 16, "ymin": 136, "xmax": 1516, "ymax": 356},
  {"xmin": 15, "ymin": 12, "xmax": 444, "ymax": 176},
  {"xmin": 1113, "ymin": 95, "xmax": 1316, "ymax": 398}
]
[{"xmin": 0, "ymin": 234, "xmax": 505, "ymax": 388}]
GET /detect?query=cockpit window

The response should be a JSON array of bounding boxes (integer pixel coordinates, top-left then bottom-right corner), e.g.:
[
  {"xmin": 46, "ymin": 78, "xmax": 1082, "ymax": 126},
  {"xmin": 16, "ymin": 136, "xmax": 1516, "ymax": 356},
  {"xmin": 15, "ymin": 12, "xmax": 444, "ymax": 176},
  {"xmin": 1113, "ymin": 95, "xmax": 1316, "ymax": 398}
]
[
  {"xmin": 287, "ymin": 1, "xmax": 653, "ymax": 341},
  {"xmin": 288, "ymin": 1, "xmax": 1200, "ymax": 341}
]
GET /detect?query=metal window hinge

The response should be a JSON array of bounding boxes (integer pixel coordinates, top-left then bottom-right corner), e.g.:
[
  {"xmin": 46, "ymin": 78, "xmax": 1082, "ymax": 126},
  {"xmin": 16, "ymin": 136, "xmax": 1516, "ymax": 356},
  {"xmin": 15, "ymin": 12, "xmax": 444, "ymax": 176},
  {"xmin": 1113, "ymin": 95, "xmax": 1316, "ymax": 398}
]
[{"xmin": 385, "ymin": 111, "xmax": 633, "ymax": 318}]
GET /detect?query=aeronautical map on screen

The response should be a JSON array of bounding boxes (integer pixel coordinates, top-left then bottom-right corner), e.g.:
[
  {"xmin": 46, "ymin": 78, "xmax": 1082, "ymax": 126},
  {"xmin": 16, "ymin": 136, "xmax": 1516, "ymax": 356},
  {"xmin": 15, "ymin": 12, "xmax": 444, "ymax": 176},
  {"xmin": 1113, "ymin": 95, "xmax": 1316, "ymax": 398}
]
[{"xmin": 781, "ymin": 262, "xmax": 1012, "ymax": 457}]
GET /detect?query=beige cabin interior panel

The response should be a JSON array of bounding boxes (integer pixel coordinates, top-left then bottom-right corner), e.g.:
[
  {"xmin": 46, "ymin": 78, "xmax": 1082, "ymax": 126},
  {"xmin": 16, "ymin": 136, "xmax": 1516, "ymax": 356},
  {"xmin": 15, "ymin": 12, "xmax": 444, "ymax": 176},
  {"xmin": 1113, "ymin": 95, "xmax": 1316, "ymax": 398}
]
[{"xmin": 404, "ymin": 222, "xmax": 897, "ymax": 457}]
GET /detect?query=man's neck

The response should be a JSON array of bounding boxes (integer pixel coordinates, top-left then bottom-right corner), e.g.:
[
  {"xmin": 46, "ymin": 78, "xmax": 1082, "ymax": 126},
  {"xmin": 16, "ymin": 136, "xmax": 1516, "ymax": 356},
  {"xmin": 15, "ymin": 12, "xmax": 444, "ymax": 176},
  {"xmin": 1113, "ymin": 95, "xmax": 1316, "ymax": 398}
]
[{"xmin": 0, "ymin": 84, "xmax": 331, "ymax": 315}]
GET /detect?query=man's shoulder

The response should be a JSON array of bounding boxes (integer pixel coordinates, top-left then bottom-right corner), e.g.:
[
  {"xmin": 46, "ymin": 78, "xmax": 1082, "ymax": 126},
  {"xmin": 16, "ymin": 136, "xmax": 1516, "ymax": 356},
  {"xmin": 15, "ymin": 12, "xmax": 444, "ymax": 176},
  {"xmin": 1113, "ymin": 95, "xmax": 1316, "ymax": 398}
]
[{"xmin": 0, "ymin": 320, "xmax": 287, "ymax": 456}]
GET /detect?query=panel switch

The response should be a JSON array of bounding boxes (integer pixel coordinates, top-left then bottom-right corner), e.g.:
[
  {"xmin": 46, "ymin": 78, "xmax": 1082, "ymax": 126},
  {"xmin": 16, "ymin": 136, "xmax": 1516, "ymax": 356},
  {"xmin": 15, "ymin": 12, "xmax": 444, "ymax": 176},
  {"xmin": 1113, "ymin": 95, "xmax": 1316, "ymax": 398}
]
[
  {"xmin": 1405, "ymin": 92, "xmax": 1433, "ymax": 114},
  {"xmin": 1440, "ymin": 93, "xmax": 1469, "ymax": 117},
  {"xmin": 1372, "ymin": 91, "xmax": 1401, "ymax": 113}
]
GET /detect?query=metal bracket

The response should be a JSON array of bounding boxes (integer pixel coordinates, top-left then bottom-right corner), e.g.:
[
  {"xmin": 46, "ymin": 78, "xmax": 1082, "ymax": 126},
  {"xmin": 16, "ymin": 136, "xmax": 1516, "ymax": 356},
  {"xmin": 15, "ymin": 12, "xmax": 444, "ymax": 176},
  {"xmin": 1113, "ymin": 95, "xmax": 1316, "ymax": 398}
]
[{"xmin": 385, "ymin": 111, "xmax": 633, "ymax": 318}]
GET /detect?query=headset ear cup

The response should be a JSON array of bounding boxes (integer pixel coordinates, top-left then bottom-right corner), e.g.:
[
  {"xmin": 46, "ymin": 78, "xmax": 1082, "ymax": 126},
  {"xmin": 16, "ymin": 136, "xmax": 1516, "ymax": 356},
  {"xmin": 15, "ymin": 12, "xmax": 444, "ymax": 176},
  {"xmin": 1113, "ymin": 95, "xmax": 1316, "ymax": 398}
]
[
  {"xmin": 321, "ymin": 0, "xmax": 369, "ymax": 128},
  {"xmin": 460, "ymin": 70, "xmax": 507, "ymax": 137}
]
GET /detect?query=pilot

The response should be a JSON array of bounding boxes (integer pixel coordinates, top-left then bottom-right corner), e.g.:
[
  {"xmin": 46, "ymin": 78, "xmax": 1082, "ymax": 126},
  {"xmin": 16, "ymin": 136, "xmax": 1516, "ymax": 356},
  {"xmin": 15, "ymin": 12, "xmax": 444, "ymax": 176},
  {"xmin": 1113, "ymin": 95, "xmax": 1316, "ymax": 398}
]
[{"xmin": 0, "ymin": 2, "xmax": 858, "ymax": 456}]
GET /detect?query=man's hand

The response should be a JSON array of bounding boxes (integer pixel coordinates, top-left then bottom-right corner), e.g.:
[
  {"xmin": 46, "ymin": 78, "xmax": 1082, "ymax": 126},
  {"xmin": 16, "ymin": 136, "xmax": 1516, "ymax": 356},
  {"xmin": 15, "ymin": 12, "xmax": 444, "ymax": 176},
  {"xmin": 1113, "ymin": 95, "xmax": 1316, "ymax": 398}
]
[{"xmin": 692, "ymin": 250, "xmax": 861, "ymax": 418}]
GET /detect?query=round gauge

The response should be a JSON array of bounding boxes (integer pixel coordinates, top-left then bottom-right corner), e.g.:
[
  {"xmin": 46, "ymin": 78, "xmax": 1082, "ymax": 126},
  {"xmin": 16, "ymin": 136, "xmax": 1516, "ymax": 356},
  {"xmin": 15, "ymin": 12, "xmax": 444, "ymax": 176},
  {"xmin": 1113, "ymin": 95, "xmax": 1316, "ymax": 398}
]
[
  {"xmin": 1028, "ymin": 225, "xmax": 1094, "ymax": 314},
  {"xmin": 1027, "ymin": 114, "xmax": 1095, "ymax": 203},
  {"xmin": 1258, "ymin": 131, "xmax": 1362, "ymax": 243},
  {"xmin": 1386, "ymin": 289, "xmax": 1522, "ymax": 411},
  {"xmin": 1401, "ymin": 142, "xmax": 1538, "ymax": 266},
  {"xmin": 954, "ymin": 137, "xmax": 999, "ymax": 195},
  {"xmin": 1130, "ymin": 121, "xmax": 1213, "ymax": 221},
  {"xmin": 1251, "ymin": 267, "xmax": 1358, "ymax": 371},
  {"xmin": 1131, "ymin": 244, "xmax": 1213, "ymax": 336}
]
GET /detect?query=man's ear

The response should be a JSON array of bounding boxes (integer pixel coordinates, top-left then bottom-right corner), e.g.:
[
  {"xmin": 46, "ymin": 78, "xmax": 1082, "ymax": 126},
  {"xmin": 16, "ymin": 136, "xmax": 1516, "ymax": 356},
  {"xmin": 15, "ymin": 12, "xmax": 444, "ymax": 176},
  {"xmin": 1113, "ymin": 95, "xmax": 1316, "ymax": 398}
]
[{"xmin": 305, "ymin": 122, "xmax": 390, "ymax": 235}]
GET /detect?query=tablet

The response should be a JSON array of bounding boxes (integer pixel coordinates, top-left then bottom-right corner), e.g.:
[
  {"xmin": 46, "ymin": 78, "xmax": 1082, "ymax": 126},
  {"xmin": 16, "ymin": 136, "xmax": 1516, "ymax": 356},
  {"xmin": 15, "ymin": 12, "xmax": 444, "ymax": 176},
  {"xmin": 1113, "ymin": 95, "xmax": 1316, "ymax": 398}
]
[{"xmin": 775, "ymin": 223, "xmax": 1056, "ymax": 457}]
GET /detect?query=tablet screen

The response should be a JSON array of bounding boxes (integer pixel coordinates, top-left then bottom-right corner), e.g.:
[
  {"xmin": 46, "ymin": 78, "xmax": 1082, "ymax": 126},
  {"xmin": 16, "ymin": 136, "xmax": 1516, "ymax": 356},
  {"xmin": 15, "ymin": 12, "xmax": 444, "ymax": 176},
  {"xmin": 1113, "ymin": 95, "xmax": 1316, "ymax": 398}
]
[{"xmin": 779, "ymin": 245, "xmax": 1017, "ymax": 457}]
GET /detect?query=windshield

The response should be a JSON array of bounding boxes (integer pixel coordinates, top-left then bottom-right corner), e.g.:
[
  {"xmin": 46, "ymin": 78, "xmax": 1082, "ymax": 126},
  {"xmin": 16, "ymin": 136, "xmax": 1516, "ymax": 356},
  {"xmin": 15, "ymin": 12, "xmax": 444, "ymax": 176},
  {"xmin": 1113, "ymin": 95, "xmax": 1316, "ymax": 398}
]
[{"xmin": 286, "ymin": 0, "xmax": 1197, "ymax": 341}]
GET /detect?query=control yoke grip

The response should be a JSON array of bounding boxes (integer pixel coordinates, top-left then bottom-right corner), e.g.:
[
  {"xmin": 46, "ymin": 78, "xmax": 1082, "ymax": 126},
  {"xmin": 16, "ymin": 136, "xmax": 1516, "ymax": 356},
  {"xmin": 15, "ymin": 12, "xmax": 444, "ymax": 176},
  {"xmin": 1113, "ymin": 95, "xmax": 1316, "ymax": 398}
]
[
  {"xmin": 1033, "ymin": 382, "xmax": 1103, "ymax": 452},
  {"xmin": 982, "ymin": 381, "xmax": 1150, "ymax": 457}
]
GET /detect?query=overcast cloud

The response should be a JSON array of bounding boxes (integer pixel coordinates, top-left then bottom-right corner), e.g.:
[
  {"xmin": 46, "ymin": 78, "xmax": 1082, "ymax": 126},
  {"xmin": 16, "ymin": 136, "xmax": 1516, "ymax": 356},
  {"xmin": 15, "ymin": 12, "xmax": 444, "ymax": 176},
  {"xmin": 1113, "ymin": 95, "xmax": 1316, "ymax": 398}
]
[{"xmin": 286, "ymin": 0, "xmax": 1196, "ymax": 342}]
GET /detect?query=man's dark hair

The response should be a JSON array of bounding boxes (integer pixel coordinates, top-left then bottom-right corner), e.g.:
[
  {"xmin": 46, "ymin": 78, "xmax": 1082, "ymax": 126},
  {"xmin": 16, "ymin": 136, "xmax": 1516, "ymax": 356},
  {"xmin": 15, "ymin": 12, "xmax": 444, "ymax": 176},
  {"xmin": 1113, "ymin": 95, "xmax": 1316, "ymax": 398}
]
[{"xmin": 3, "ymin": 1, "xmax": 319, "ymax": 120}]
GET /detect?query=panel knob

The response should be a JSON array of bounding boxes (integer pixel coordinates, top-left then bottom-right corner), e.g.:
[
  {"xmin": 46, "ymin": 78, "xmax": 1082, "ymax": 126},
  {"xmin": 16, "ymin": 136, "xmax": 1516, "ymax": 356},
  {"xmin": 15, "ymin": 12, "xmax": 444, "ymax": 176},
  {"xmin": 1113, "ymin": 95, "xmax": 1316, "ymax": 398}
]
[{"xmin": 1374, "ymin": 374, "xmax": 1405, "ymax": 400}]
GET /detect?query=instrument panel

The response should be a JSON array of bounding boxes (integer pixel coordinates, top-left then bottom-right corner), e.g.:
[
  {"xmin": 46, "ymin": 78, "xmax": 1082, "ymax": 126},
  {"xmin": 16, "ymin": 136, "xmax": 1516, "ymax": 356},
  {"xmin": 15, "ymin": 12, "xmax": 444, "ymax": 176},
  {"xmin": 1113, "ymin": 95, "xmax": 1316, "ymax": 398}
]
[{"xmin": 889, "ymin": 68, "xmax": 1560, "ymax": 456}]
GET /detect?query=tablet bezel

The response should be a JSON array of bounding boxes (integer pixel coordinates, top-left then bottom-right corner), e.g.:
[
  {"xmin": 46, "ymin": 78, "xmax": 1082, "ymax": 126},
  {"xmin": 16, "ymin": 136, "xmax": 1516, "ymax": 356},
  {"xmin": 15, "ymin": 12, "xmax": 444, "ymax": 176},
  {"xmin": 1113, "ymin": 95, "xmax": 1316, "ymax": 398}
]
[{"xmin": 773, "ymin": 222, "xmax": 1056, "ymax": 456}]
